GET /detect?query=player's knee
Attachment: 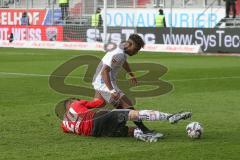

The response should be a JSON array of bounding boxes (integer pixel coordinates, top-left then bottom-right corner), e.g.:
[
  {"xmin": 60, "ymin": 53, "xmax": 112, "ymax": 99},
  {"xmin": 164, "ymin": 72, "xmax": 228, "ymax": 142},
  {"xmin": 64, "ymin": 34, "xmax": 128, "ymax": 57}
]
[
  {"xmin": 125, "ymin": 100, "xmax": 133, "ymax": 107},
  {"xmin": 118, "ymin": 101, "xmax": 133, "ymax": 109},
  {"xmin": 128, "ymin": 110, "xmax": 139, "ymax": 121},
  {"xmin": 127, "ymin": 106, "xmax": 135, "ymax": 110},
  {"xmin": 116, "ymin": 105, "xmax": 123, "ymax": 109},
  {"xmin": 116, "ymin": 105, "xmax": 134, "ymax": 110}
]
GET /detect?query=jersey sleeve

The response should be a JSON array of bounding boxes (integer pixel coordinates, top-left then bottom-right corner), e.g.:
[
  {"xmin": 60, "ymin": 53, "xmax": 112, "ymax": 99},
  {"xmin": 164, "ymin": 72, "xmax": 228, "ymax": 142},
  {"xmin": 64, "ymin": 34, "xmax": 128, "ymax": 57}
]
[
  {"xmin": 102, "ymin": 53, "xmax": 125, "ymax": 68},
  {"xmin": 71, "ymin": 101, "xmax": 89, "ymax": 114},
  {"xmin": 85, "ymin": 99, "xmax": 104, "ymax": 109}
]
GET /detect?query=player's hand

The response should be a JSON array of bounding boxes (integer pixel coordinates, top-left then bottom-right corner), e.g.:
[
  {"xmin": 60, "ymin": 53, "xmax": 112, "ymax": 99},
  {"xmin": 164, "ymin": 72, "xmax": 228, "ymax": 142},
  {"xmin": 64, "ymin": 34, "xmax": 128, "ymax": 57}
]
[{"xmin": 129, "ymin": 76, "xmax": 138, "ymax": 86}]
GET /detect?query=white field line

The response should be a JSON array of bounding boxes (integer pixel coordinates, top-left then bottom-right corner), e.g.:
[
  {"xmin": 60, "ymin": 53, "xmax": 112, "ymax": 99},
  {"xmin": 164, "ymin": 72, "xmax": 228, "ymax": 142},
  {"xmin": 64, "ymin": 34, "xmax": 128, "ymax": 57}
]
[{"xmin": 0, "ymin": 71, "xmax": 240, "ymax": 82}]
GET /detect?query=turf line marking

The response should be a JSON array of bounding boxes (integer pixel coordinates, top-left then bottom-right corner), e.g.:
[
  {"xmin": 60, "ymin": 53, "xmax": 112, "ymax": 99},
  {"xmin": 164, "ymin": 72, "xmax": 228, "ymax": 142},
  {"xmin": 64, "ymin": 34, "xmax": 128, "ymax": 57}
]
[
  {"xmin": 0, "ymin": 71, "xmax": 240, "ymax": 82},
  {"xmin": 0, "ymin": 72, "xmax": 81, "ymax": 79}
]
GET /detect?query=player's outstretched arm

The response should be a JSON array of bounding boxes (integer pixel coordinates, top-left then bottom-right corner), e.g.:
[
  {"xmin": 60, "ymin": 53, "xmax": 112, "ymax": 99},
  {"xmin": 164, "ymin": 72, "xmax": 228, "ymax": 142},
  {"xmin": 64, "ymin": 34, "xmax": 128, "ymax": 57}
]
[
  {"xmin": 123, "ymin": 60, "xmax": 132, "ymax": 73},
  {"xmin": 123, "ymin": 61, "xmax": 137, "ymax": 85},
  {"xmin": 85, "ymin": 98, "xmax": 105, "ymax": 109}
]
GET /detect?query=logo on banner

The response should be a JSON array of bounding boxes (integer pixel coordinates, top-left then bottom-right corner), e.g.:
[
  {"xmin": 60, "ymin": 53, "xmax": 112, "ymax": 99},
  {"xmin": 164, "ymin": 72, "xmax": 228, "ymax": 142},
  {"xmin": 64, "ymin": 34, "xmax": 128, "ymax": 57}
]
[{"xmin": 46, "ymin": 27, "xmax": 58, "ymax": 41}]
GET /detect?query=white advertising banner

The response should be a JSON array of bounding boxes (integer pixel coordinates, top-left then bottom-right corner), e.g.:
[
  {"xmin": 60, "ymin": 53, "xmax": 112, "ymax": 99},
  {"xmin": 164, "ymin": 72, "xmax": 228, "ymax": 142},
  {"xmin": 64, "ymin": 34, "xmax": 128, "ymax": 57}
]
[
  {"xmin": 0, "ymin": 41, "xmax": 104, "ymax": 50},
  {"xmin": 0, "ymin": 40, "xmax": 201, "ymax": 53},
  {"xmin": 105, "ymin": 8, "xmax": 225, "ymax": 28}
]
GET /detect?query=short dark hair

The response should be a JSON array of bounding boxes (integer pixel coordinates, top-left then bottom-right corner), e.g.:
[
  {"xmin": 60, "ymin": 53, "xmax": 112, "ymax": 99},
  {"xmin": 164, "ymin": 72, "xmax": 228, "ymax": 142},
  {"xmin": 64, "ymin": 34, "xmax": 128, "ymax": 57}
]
[
  {"xmin": 63, "ymin": 97, "xmax": 80, "ymax": 109},
  {"xmin": 96, "ymin": 7, "xmax": 101, "ymax": 13},
  {"xmin": 128, "ymin": 34, "xmax": 145, "ymax": 50},
  {"xmin": 23, "ymin": 12, "xmax": 27, "ymax": 17},
  {"xmin": 159, "ymin": 9, "xmax": 164, "ymax": 15}
]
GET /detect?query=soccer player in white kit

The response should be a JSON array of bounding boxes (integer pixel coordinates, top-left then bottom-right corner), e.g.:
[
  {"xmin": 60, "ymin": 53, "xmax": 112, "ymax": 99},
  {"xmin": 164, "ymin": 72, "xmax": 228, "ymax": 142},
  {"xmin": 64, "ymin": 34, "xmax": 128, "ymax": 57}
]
[
  {"xmin": 92, "ymin": 34, "xmax": 153, "ymax": 133},
  {"xmin": 92, "ymin": 34, "xmax": 143, "ymax": 107},
  {"xmin": 92, "ymin": 34, "xmax": 144, "ymax": 107}
]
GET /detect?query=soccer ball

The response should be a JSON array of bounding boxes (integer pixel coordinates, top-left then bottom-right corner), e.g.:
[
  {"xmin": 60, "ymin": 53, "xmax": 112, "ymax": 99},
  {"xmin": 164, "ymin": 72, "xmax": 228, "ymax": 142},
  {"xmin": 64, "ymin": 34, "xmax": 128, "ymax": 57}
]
[{"xmin": 186, "ymin": 122, "xmax": 203, "ymax": 139}]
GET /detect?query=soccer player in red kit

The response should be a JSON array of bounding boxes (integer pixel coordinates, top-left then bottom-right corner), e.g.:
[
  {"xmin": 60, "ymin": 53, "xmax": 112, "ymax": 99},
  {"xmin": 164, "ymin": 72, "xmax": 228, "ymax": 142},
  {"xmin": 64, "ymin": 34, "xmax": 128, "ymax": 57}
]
[{"xmin": 60, "ymin": 98, "xmax": 192, "ymax": 142}]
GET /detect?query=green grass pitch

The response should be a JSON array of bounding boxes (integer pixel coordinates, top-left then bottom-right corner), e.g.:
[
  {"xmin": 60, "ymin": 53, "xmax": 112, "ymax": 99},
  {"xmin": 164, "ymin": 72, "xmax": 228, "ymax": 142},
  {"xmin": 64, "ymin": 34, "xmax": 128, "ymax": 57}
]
[{"xmin": 0, "ymin": 48, "xmax": 240, "ymax": 160}]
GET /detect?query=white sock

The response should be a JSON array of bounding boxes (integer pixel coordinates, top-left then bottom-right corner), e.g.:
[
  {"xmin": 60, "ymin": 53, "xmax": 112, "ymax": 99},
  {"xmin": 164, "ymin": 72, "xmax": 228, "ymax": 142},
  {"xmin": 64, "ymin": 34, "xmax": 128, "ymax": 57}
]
[{"xmin": 138, "ymin": 110, "xmax": 171, "ymax": 121}]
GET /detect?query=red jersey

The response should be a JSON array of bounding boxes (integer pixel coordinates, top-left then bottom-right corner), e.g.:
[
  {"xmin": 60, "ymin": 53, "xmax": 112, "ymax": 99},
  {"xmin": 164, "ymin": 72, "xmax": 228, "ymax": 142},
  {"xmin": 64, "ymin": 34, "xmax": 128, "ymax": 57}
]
[{"xmin": 61, "ymin": 99, "xmax": 104, "ymax": 136}]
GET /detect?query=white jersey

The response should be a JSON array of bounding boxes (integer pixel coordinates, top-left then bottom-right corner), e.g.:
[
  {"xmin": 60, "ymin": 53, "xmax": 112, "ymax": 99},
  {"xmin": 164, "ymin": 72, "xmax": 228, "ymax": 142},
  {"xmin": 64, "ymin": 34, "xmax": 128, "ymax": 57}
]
[{"xmin": 92, "ymin": 46, "xmax": 127, "ymax": 86}]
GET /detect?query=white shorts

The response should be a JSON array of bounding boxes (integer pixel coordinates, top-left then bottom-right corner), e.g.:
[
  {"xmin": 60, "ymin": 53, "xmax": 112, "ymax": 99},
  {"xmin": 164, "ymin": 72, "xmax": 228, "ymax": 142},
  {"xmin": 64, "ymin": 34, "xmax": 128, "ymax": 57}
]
[{"xmin": 92, "ymin": 81, "xmax": 125, "ymax": 105}]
